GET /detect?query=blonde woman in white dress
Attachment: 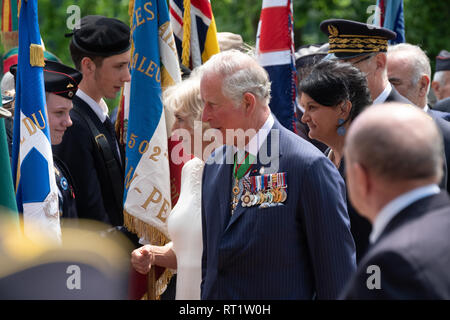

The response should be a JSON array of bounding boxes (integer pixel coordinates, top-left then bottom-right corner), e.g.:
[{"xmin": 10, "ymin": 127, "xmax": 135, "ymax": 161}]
[{"xmin": 131, "ymin": 74, "xmax": 219, "ymax": 300}]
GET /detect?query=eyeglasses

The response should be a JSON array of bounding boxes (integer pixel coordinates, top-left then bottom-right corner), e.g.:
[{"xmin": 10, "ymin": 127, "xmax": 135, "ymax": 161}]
[{"xmin": 345, "ymin": 53, "xmax": 375, "ymax": 65}]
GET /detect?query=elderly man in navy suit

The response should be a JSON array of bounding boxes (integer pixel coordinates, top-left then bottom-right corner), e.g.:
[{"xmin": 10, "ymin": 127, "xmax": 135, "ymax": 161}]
[
  {"xmin": 342, "ymin": 103, "xmax": 450, "ymax": 299},
  {"xmin": 199, "ymin": 50, "xmax": 356, "ymax": 300}
]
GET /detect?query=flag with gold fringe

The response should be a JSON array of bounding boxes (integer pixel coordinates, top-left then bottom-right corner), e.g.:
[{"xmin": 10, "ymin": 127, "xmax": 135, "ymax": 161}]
[
  {"xmin": 11, "ymin": 0, "xmax": 61, "ymax": 243},
  {"xmin": 124, "ymin": 0, "xmax": 181, "ymax": 299},
  {"xmin": 169, "ymin": 0, "xmax": 220, "ymax": 69}
]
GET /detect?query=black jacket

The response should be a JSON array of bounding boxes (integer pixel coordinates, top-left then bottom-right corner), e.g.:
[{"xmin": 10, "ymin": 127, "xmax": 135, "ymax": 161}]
[{"xmin": 53, "ymin": 96, "xmax": 124, "ymax": 226}]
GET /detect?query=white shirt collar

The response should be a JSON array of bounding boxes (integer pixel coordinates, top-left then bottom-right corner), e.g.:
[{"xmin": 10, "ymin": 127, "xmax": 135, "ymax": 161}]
[
  {"xmin": 370, "ymin": 184, "xmax": 440, "ymax": 243},
  {"xmin": 76, "ymin": 89, "xmax": 109, "ymax": 122},
  {"xmin": 233, "ymin": 113, "xmax": 274, "ymax": 159},
  {"xmin": 373, "ymin": 82, "xmax": 392, "ymax": 105}
]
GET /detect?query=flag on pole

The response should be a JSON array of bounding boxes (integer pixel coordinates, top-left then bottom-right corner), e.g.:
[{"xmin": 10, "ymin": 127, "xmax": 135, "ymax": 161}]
[
  {"xmin": 374, "ymin": 0, "xmax": 405, "ymax": 44},
  {"xmin": 0, "ymin": 117, "xmax": 19, "ymax": 230},
  {"xmin": 1, "ymin": 0, "xmax": 19, "ymax": 53},
  {"xmin": 11, "ymin": 0, "xmax": 61, "ymax": 243},
  {"xmin": 125, "ymin": 0, "xmax": 181, "ymax": 298},
  {"xmin": 256, "ymin": 0, "xmax": 298, "ymax": 132},
  {"xmin": 169, "ymin": 0, "xmax": 220, "ymax": 69}
]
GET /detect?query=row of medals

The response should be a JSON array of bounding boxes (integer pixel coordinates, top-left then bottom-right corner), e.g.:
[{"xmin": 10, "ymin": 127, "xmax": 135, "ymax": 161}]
[
  {"xmin": 241, "ymin": 187, "xmax": 287, "ymax": 207},
  {"xmin": 232, "ymin": 173, "xmax": 288, "ymax": 211}
]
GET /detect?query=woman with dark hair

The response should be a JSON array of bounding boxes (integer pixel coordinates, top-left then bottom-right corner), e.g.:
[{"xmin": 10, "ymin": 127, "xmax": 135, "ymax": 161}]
[{"xmin": 300, "ymin": 59, "xmax": 372, "ymax": 262}]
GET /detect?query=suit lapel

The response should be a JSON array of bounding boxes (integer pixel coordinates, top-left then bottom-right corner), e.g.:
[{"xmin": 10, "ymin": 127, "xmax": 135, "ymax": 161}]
[{"xmin": 212, "ymin": 146, "xmax": 234, "ymax": 229}]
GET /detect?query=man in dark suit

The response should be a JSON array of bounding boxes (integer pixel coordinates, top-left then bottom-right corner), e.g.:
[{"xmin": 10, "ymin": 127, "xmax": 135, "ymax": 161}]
[
  {"xmin": 434, "ymin": 96, "xmax": 450, "ymax": 113},
  {"xmin": 53, "ymin": 16, "xmax": 131, "ymax": 227},
  {"xmin": 200, "ymin": 50, "xmax": 356, "ymax": 300},
  {"xmin": 320, "ymin": 19, "xmax": 411, "ymax": 105},
  {"xmin": 342, "ymin": 103, "xmax": 450, "ymax": 299}
]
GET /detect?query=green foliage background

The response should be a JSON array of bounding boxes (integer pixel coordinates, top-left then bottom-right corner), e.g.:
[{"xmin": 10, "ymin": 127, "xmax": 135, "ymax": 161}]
[{"xmin": 1, "ymin": 0, "xmax": 449, "ymax": 110}]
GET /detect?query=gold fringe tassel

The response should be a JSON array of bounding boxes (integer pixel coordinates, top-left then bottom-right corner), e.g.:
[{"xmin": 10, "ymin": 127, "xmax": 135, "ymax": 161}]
[
  {"xmin": 29, "ymin": 43, "xmax": 45, "ymax": 67},
  {"xmin": 124, "ymin": 211, "xmax": 173, "ymax": 300},
  {"xmin": 141, "ymin": 268, "xmax": 174, "ymax": 300},
  {"xmin": 181, "ymin": 0, "xmax": 191, "ymax": 67},
  {"xmin": 123, "ymin": 211, "xmax": 169, "ymax": 246}
]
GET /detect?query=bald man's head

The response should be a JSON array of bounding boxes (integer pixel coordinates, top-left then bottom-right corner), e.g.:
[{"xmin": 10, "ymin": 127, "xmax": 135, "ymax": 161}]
[{"xmin": 345, "ymin": 103, "xmax": 443, "ymax": 183}]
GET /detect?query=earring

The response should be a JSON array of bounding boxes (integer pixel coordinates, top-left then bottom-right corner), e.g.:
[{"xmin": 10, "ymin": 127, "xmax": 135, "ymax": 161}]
[{"xmin": 337, "ymin": 119, "xmax": 346, "ymax": 136}]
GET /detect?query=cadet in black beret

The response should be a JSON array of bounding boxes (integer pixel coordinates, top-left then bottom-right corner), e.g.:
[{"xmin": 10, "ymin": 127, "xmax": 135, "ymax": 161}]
[
  {"xmin": 54, "ymin": 15, "xmax": 137, "ymax": 244},
  {"xmin": 11, "ymin": 60, "xmax": 82, "ymax": 219},
  {"xmin": 432, "ymin": 50, "xmax": 450, "ymax": 102},
  {"xmin": 319, "ymin": 19, "xmax": 410, "ymax": 105},
  {"xmin": 44, "ymin": 61, "xmax": 82, "ymax": 220}
]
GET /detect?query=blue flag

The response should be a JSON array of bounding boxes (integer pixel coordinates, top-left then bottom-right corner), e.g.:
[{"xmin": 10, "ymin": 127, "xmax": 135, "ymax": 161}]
[
  {"xmin": 375, "ymin": 0, "xmax": 405, "ymax": 44},
  {"xmin": 124, "ymin": 0, "xmax": 181, "ymax": 245},
  {"xmin": 11, "ymin": 0, "xmax": 60, "ymax": 243}
]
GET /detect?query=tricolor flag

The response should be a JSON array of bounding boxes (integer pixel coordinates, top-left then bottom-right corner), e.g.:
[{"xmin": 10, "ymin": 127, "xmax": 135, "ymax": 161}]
[
  {"xmin": 169, "ymin": 0, "xmax": 220, "ymax": 69},
  {"xmin": 374, "ymin": 0, "xmax": 405, "ymax": 44},
  {"xmin": 11, "ymin": 0, "xmax": 61, "ymax": 243},
  {"xmin": 124, "ymin": 0, "xmax": 181, "ymax": 298},
  {"xmin": 256, "ymin": 0, "xmax": 298, "ymax": 132}
]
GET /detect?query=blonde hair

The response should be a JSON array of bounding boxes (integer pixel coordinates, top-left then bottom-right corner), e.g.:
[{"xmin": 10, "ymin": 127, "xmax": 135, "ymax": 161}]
[{"xmin": 163, "ymin": 72, "xmax": 207, "ymax": 130}]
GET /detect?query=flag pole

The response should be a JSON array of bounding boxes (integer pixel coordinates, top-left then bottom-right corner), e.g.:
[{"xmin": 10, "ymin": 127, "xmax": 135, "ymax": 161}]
[{"xmin": 147, "ymin": 268, "xmax": 156, "ymax": 300}]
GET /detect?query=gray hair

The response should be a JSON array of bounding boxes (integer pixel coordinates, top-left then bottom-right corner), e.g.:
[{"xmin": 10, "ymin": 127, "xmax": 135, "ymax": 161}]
[
  {"xmin": 200, "ymin": 50, "xmax": 272, "ymax": 107},
  {"xmin": 433, "ymin": 71, "xmax": 446, "ymax": 84},
  {"xmin": 388, "ymin": 43, "xmax": 431, "ymax": 92}
]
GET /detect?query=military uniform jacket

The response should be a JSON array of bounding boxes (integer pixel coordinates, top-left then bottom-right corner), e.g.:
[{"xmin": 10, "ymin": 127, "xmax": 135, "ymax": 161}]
[
  {"xmin": 53, "ymin": 95, "xmax": 124, "ymax": 226},
  {"xmin": 53, "ymin": 155, "xmax": 77, "ymax": 219}
]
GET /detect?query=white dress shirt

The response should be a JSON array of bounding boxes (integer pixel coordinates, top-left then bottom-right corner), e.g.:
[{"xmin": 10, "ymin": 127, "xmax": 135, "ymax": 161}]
[{"xmin": 76, "ymin": 89, "xmax": 109, "ymax": 122}]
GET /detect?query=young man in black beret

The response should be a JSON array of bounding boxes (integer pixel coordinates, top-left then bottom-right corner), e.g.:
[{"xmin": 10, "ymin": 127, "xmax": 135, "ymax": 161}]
[{"xmin": 53, "ymin": 16, "xmax": 131, "ymax": 228}]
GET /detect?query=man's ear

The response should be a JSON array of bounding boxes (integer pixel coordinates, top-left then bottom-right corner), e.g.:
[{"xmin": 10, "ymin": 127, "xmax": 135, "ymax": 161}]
[
  {"xmin": 375, "ymin": 52, "xmax": 387, "ymax": 71},
  {"xmin": 431, "ymin": 81, "xmax": 441, "ymax": 99},
  {"xmin": 353, "ymin": 161, "xmax": 371, "ymax": 198},
  {"xmin": 80, "ymin": 57, "xmax": 96, "ymax": 74},
  {"xmin": 418, "ymin": 75, "xmax": 430, "ymax": 98},
  {"xmin": 242, "ymin": 92, "xmax": 256, "ymax": 116}
]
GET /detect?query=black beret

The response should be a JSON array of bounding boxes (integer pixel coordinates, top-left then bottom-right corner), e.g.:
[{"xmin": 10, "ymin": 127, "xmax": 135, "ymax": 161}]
[
  {"xmin": 10, "ymin": 61, "xmax": 82, "ymax": 100},
  {"xmin": 69, "ymin": 15, "xmax": 131, "ymax": 57},
  {"xmin": 436, "ymin": 50, "xmax": 450, "ymax": 72},
  {"xmin": 319, "ymin": 19, "xmax": 396, "ymax": 59}
]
